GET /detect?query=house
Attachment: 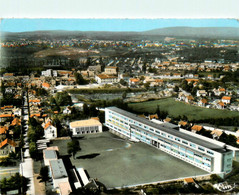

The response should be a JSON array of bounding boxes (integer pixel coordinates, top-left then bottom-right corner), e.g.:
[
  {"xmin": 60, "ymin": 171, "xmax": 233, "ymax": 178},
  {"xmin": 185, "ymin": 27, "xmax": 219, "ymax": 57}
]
[
  {"xmin": 95, "ymin": 74, "xmax": 118, "ymax": 84},
  {"xmin": 211, "ymin": 130, "xmax": 223, "ymax": 140},
  {"xmin": 43, "ymin": 121, "xmax": 57, "ymax": 139},
  {"xmin": 199, "ymin": 98, "xmax": 208, "ymax": 107},
  {"xmin": 213, "ymin": 88, "xmax": 226, "ymax": 96},
  {"xmin": 164, "ymin": 118, "xmax": 171, "ymax": 123},
  {"xmin": 191, "ymin": 125, "xmax": 203, "ymax": 133},
  {"xmin": 129, "ymin": 78, "xmax": 140, "ymax": 86},
  {"xmin": 29, "ymin": 99, "xmax": 41, "ymax": 106},
  {"xmin": 196, "ymin": 90, "xmax": 207, "ymax": 97},
  {"xmin": 0, "ymin": 139, "xmax": 17, "ymax": 158},
  {"xmin": 185, "ymin": 95, "xmax": 194, "ymax": 103},
  {"xmin": 42, "ymin": 82, "xmax": 51, "ymax": 89},
  {"xmin": 217, "ymin": 101, "xmax": 225, "ymax": 109},
  {"xmin": 11, "ymin": 117, "xmax": 21, "ymax": 126},
  {"xmin": 149, "ymin": 114, "xmax": 159, "ymax": 120},
  {"xmin": 222, "ymin": 96, "xmax": 231, "ymax": 104},
  {"xmin": 178, "ymin": 121, "xmax": 188, "ymax": 127},
  {"xmin": 70, "ymin": 118, "xmax": 102, "ymax": 136},
  {"xmin": 184, "ymin": 178, "xmax": 195, "ymax": 185},
  {"xmin": 0, "ymin": 126, "xmax": 8, "ymax": 141}
]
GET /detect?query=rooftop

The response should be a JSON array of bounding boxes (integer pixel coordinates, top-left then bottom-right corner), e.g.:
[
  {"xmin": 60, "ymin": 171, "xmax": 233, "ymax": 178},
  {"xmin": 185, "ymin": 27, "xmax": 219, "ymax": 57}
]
[
  {"xmin": 49, "ymin": 159, "xmax": 68, "ymax": 179},
  {"xmin": 70, "ymin": 119, "xmax": 102, "ymax": 128},
  {"xmin": 43, "ymin": 149, "xmax": 58, "ymax": 159},
  {"xmin": 106, "ymin": 107, "xmax": 228, "ymax": 153}
]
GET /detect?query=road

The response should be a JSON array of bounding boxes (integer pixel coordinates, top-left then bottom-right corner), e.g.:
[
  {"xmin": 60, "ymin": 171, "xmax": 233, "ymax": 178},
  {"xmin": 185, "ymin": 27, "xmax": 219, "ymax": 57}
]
[{"xmin": 19, "ymin": 90, "xmax": 35, "ymax": 195}]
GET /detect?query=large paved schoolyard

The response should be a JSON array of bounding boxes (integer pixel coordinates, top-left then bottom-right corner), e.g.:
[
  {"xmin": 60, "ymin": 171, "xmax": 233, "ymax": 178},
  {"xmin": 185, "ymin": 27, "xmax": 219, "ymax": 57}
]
[{"xmin": 50, "ymin": 132, "xmax": 207, "ymax": 188}]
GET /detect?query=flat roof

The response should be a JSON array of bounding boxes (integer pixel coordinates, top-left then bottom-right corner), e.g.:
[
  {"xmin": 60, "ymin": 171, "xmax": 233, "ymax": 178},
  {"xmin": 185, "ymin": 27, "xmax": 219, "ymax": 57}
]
[
  {"xmin": 70, "ymin": 119, "xmax": 102, "ymax": 128},
  {"xmin": 49, "ymin": 159, "xmax": 68, "ymax": 179},
  {"xmin": 106, "ymin": 107, "xmax": 228, "ymax": 153},
  {"xmin": 59, "ymin": 182, "xmax": 72, "ymax": 195},
  {"xmin": 43, "ymin": 150, "xmax": 57, "ymax": 159}
]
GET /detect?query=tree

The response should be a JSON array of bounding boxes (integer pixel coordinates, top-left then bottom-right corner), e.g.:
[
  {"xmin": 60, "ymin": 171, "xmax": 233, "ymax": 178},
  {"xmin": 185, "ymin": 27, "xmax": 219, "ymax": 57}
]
[
  {"xmin": 0, "ymin": 173, "xmax": 30, "ymax": 194},
  {"xmin": 40, "ymin": 166, "xmax": 49, "ymax": 182},
  {"xmin": 173, "ymin": 85, "xmax": 179, "ymax": 92},
  {"xmin": 55, "ymin": 91, "xmax": 72, "ymax": 106},
  {"xmin": 144, "ymin": 82, "xmax": 150, "ymax": 90},
  {"xmin": 29, "ymin": 142, "xmax": 37, "ymax": 159},
  {"xmin": 74, "ymin": 72, "xmax": 88, "ymax": 85},
  {"xmin": 83, "ymin": 103, "xmax": 90, "ymax": 116},
  {"xmin": 67, "ymin": 139, "xmax": 80, "ymax": 159}
]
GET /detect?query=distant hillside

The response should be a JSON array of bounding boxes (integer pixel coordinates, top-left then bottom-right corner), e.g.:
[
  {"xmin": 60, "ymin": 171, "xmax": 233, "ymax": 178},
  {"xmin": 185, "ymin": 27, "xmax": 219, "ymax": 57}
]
[
  {"xmin": 2, "ymin": 27, "xmax": 239, "ymax": 40},
  {"xmin": 143, "ymin": 27, "xmax": 239, "ymax": 39}
]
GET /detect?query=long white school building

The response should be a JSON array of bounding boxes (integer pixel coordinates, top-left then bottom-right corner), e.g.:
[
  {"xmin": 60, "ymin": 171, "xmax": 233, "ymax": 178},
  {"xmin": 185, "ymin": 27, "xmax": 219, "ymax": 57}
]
[{"xmin": 105, "ymin": 107, "xmax": 233, "ymax": 174}]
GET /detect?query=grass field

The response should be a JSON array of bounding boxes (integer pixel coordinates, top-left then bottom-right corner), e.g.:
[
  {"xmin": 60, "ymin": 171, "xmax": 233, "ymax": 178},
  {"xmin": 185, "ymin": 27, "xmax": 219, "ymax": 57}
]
[
  {"xmin": 50, "ymin": 132, "xmax": 207, "ymax": 188},
  {"xmin": 128, "ymin": 98, "xmax": 239, "ymax": 121}
]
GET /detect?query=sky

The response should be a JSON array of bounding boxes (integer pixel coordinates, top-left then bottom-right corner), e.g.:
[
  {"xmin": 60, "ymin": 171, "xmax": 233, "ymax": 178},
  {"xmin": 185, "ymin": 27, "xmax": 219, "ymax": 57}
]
[{"xmin": 1, "ymin": 19, "xmax": 239, "ymax": 33}]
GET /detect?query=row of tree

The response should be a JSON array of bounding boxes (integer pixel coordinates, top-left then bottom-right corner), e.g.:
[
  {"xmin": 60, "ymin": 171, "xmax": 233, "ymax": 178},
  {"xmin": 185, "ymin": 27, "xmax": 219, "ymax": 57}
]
[{"xmin": 0, "ymin": 173, "xmax": 29, "ymax": 194}]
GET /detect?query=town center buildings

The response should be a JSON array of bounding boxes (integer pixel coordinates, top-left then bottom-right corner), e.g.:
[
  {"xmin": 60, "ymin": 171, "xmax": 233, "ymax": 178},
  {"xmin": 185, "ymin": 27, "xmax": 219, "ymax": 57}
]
[{"xmin": 105, "ymin": 107, "xmax": 233, "ymax": 174}]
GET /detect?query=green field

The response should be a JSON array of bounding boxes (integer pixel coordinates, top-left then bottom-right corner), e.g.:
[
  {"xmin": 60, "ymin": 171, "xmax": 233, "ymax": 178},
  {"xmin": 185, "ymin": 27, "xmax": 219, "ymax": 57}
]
[{"xmin": 129, "ymin": 98, "xmax": 239, "ymax": 121}]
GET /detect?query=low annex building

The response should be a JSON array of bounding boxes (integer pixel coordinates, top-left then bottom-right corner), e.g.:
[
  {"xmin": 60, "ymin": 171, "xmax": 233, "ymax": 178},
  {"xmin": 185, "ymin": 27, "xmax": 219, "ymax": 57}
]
[{"xmin": 70, "ymin": 118, "xmax": 102, "ymax": 136}]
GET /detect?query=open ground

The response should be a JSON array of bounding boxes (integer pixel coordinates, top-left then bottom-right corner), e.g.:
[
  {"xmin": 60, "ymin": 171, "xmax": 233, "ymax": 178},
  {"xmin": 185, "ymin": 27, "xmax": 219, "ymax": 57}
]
[
  {"xmin": 128, "ymin": 98, "xmax": 239, "ymax": 121},
  {"xmin": 50, "ymin": 132, "xmax": 207, "ymax": 188}
]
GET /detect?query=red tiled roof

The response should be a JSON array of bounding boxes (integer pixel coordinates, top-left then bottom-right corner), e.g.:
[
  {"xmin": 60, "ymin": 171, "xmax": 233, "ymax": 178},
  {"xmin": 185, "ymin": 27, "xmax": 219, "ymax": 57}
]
[
  {"xmin": 42, "ymin": 82, "xmax": 50, "ymax": 88},
  {"xmin": 222, "ymin": 96, "xmax": 231, "ymax": 100},
  {"xmin": 201, "ymin": 99, "xmax": 208, "ymax": 104},
  {"xmin": 0, "ymin": 126, "xmax": 8, "ymax": 134},
  {"xmin": 179, "ymin": 121, "xmax": 187, "ymax": 126},
  {"xmin": 11, "ymin": 118, "xmax": 21, "ymax": 126},
  {"xmin": 191, "ymin": 125, "xmax": 203, "ymax": 131},
  {"xmin": 0, "ymin": 139, "xmax": 16, "ymax": 148}
]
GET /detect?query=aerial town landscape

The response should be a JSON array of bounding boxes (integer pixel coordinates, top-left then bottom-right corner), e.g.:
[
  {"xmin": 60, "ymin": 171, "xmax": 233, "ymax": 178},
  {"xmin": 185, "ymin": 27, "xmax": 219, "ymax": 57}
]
[{"xmin": 0, "ymin": 19, "xmax": 239, "ymax": 194}]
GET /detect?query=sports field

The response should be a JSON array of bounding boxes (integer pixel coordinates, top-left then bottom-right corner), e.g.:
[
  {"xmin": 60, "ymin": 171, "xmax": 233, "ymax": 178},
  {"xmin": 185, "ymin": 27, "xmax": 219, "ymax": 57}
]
[
  {"xmin": 50, "ymin": 132, "xmax": 207, "ymax": 188},
  {"xmin": 128, "ymin": 98, "xmax": 239, "ymax": 121}
]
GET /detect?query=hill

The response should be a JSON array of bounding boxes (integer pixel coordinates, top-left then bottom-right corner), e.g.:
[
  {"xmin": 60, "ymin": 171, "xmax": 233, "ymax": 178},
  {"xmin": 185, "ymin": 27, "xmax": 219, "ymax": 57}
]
[{"xmin": 2, "ymin": 27, "xmax": 239, "ymax": 41}]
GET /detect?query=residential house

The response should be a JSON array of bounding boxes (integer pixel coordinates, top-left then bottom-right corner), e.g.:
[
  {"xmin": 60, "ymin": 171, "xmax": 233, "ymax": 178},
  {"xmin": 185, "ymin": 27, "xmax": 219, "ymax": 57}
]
[
  {"xmin": 0, "ymin": 139, "xmax": 17, "ymax": 158},
  {"xmin": 42, "ymin": 82, "xmax": 51, "ymax": 89},
  {"xmin": 191, "ymin": 125, "xmax": 203, "ymax": 133},
  {"xmin": 29, "ymin": 99, "xmax": 41, "ymax": 106},
  {"xmin": 164, "ymin": 118, "xmax": 171, "ymax": 123},
  {"xmin": 70, "ymin": 118, "xmax": 102, "ymax": 136},
  {"xmin": 129, "ymin": 78, "xmax": 140, "ymax": 86},
  {"xmin": 149, "ymin": 114, "xmax": 159, "ymax": 120},
  {"xmin": 217, "ymin": 101, "xmax": 225, "ymax": 109},
  {"xmin": 198, "ymin": 98, "xmax": 208, "ymax": 107},
  {"xmin": 178, "ymin": 121, "xmax": 188, "ymax": 128},
  {"xmin": 211, "ymin": 130, "xmax": 223, "ymax": 140},
  {"xmin": 42, "ymin": 120, "xmax": 57, "ymax": 139},
  {"xmin": 222, "ymin": 96, "xmax": 231, "ymax": 104},
  {"xmin": 196, "ymin": 90, "xmax": 207, "ymax": 97},
  {"xmin": 11, "ymin": 117, "xmax": 21, "ymax": 126},
  {"xmin": 213, "ymin": 88, "xmax": 226, "ymax": 96},
  {"xmin": 0, "ymin": 126, "xmax": 8, "ymax": 141},
  {"xmin": 185, "ymin": 95, "xmax": 194, "ymax": 103}
]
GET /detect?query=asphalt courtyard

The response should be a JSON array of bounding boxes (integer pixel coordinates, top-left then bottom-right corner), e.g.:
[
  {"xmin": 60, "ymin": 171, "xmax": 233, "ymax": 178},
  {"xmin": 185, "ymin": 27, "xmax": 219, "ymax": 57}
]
[{"xmin": 50, "ymin": 132, "xmax": 207, "ymax": 188}]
